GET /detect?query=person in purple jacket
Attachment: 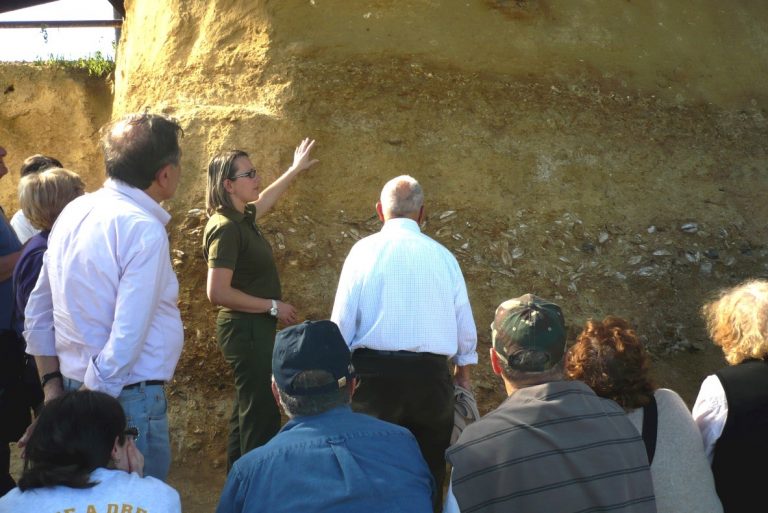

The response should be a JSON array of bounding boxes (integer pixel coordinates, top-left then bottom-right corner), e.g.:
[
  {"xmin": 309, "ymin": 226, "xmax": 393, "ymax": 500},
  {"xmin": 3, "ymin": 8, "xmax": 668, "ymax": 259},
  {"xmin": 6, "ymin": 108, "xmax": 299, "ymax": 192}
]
[{"xmin": 13, "ymin": 167, "xmax": 85, "ymax": 335}]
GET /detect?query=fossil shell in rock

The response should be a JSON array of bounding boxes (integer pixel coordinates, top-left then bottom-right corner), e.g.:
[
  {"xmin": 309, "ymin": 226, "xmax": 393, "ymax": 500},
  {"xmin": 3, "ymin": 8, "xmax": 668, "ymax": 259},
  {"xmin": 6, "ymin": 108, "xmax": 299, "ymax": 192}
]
[{"xmin": 681, "ymin": 222, "xmax": 699, "ymax": 233}]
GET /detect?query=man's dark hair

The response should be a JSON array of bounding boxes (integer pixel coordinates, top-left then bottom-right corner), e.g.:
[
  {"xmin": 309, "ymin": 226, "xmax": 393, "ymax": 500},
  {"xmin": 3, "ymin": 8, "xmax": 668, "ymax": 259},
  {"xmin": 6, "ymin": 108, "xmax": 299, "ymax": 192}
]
[
  {"xmin": 20, "ymin": 154, "xmax": 62, "ymax": 177},
  {"xmin": 18, "ymin": 391, "xmax": 127, "ymax": 491},
  {"xmin": 100, "ymin": 112, "xmax": 183, "ymax": 189},
  {"xmin": 277, "ymin": 370, "xmax": 350, "ymax": 418}
]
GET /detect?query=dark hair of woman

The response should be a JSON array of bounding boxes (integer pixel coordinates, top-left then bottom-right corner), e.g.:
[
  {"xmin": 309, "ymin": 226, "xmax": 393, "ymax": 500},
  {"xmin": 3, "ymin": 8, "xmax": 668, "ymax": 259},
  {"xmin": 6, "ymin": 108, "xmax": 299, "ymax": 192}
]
[
  {"xmin": 565, "ymin": 316, "xmax": 655, "ymax": 410},
  {"xmin": 17, "ymin": 391, "xmax": 126, "ymax": 491}
]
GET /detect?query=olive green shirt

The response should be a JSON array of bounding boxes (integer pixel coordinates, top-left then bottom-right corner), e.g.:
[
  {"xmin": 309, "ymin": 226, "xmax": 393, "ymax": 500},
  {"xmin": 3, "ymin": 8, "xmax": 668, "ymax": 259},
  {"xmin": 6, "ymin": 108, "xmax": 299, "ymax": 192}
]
[{"xmin": 203, "ymin": 204, "xmax": 281, "ymax": 317}]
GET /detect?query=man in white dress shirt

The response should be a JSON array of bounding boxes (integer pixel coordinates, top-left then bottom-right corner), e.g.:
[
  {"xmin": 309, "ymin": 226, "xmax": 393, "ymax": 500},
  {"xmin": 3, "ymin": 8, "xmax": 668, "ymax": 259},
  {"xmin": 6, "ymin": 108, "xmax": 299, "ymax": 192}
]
[
  {"xmin": 24, "ymin": 113, "xmax": 185, "ymax": 481},
  {"xmin": 331, "ymin": 175, "xmax": 478, "ymax": 511}
]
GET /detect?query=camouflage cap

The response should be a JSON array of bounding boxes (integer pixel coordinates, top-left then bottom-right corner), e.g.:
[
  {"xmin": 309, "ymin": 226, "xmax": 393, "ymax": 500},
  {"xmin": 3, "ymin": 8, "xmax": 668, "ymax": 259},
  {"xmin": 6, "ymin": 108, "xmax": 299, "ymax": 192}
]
[{"xmin": 492, "ymin": 294, "xmax": 566, "ymax": 372}]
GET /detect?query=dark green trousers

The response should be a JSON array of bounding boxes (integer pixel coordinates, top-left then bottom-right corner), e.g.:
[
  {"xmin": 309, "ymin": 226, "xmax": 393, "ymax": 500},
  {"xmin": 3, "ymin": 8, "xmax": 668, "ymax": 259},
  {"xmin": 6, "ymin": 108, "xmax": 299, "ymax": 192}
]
[{"xmin": 216, "ymin": 312, "xmax": 281, "ymax": 470}]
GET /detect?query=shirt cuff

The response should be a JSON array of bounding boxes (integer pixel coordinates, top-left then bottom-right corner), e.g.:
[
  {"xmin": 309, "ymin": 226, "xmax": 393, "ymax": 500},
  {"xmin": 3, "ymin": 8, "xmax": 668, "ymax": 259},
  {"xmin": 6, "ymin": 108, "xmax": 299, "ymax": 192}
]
[
  {"xmin": 23, "ymin": 329, "xmax": 57, "ymax": 356},
  {"xmin": 83, "ymin": 357, "xmax": 124, "ymax": 397},
  {"xmin": 452, "ymin": 351, "xmax": 478, "ymax": 366}
]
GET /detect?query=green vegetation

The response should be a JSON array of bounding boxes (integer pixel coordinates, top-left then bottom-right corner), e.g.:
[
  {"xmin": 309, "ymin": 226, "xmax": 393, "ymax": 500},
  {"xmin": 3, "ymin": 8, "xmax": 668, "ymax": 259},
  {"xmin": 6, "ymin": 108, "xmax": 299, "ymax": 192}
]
[{"xmin": 33, "ymin": 50, "xmax": 115, "ymax": 78}]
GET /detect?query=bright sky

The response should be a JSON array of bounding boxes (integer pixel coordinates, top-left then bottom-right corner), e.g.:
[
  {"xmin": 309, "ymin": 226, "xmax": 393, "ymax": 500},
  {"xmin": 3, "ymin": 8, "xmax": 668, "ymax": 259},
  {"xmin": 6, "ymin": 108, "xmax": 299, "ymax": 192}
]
[{"xmin": 0, "ymin": 0, "xmax": 117, "ymax": 62}]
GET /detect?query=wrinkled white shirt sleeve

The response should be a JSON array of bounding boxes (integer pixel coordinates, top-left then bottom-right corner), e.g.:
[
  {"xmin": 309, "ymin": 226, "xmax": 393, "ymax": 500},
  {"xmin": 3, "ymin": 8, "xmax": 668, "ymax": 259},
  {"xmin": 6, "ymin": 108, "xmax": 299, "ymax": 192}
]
[
  {"xmin": 330, "ymin": 246, "xmax": 362, "ymax": 346},
  {"xmin": 453, "ymin": 274, "xmax": 478, "ymax": 367},
  {"xmin": 83, "ymin": 227, "xmax": 170, "ymax": 396},
  {"xmin": 692, "ymin": 374, "xmax": 728, "ymax": 464},
  {"xmin": 24, "ymin": 251, "xmax": 57, "ymax": 356}
]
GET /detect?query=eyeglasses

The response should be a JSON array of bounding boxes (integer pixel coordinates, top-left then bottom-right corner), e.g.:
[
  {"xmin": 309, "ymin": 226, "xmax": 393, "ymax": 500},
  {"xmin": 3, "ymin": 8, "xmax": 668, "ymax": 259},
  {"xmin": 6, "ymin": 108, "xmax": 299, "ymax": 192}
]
[
  {"xmin": 229, "ymin": 169, "xmax": 257, "ymax": 180},
  {"xmin": 123, "ymin": 426, "xmax": 139, "ymax": 442}
]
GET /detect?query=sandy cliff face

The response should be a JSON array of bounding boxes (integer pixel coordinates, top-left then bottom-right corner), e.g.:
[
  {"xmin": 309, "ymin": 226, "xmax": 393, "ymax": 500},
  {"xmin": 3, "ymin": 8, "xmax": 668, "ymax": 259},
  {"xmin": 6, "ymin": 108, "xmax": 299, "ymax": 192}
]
[
  {"xmin": 113, "ymin": 0, "xmax": 768, "ymax": 358},
  {"xmin": 111, "ymin": 2, "xmax": 768, "ymax": 467},
  {"xmin": 0, "ymin": 65, "xmax": 112, "ymax": 207}
]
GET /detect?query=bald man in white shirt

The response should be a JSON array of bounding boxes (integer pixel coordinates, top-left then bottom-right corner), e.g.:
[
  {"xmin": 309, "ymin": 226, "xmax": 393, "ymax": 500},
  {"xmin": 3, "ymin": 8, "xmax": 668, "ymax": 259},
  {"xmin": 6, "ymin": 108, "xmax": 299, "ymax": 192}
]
[
  {"xmin": 331, "ymin": 175, "xmax": 478, "ymax": 511},
  {"xmin": 24, "ymin": 113, "xmax": 185, "ymax": 481}
]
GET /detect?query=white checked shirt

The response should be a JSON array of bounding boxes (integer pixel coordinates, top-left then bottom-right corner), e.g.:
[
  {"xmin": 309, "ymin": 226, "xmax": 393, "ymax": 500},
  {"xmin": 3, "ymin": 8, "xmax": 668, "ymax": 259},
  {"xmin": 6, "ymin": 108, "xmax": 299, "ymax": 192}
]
[
  {"xmin": 24, "ymin": 178, "xmax": 184, "ymax": 397},
  {"xmin": 331, "ymin": 218, "xmax": 478, "ymax": 366}
]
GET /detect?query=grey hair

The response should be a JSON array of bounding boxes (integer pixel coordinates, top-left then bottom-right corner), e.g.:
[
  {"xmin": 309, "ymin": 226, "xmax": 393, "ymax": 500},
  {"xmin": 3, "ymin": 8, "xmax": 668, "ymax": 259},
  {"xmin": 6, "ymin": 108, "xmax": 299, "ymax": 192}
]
[
  {"xmin": 275, "ymin": 370, "xmax": 351, "ymax": 418},
  {"xmin": 379, "ymin": 175, "xmax": 423, "ymax": 218},
  {"xmin": 500, "ymin": 359, "xmax": 565, "ymax": 389}
]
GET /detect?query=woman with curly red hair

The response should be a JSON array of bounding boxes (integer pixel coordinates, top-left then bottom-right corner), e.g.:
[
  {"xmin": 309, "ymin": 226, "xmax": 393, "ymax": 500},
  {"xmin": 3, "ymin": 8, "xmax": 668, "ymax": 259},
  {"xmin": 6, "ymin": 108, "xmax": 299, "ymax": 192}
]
[{"xmin": 566, "ymin": 316, "xmax": 722, "ymax": 513}]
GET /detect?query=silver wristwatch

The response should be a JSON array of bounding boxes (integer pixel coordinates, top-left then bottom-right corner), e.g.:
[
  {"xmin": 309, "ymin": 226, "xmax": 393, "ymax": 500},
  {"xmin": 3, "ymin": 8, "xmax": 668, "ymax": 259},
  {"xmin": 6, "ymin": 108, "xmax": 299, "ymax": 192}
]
[{"xmin": 270, "ymin": 299, "xmax": 279, "ymax": 317}]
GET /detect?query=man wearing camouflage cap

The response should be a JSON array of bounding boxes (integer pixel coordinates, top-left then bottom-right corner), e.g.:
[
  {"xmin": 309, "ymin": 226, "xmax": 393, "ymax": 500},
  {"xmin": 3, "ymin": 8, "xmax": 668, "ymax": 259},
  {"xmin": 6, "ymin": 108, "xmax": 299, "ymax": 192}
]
[{"xmin": 445, "ymin": 294, "xmax": 657, "ymax": 513}]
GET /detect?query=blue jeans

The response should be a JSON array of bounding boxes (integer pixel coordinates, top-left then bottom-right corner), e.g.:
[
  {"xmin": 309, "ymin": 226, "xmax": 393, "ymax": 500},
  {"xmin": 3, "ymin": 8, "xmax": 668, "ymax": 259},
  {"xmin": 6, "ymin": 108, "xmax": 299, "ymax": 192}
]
[{"xmin": 63, "ymin": 377, "xmax": 171, "ymax": 481}]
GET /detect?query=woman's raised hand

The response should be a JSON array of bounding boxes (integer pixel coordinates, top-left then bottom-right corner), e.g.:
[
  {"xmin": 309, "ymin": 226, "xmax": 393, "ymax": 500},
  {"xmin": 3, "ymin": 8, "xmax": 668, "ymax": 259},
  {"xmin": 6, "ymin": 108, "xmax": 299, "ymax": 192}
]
[{"xmin": 292, "ymin": 138, "xmax": 319, "ymax": 173}]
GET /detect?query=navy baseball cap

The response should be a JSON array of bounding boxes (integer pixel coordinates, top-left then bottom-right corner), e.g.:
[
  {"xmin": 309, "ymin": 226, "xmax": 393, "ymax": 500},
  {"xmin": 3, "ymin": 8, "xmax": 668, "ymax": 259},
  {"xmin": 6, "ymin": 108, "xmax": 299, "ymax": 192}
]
[{"xmin": 272, "ymin": 320, "xmax": 356, "ymax": 395}]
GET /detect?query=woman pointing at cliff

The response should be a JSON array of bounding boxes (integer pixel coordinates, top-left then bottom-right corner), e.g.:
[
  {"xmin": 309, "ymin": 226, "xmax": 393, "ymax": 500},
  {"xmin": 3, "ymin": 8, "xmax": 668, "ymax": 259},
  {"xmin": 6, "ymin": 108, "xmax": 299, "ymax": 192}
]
[{"xmin": 203, "ymin": 138, "xmax": 318, "ymax": 469}]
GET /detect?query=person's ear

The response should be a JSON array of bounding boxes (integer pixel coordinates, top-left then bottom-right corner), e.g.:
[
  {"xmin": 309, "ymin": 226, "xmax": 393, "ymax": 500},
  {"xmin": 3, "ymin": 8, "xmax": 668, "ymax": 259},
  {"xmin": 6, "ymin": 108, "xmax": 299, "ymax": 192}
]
[
  {"xmin": 110, "ymin": 435, "xmax": 128, "ymax": 472},
  {"xmin": 156, "ymin": 164, "xmax": 167, "ymax": 183},
  {"xmin": 223, "ymin": 177, "xmax": 234, "ymax": 194},
  {"xmin": 154, "ymin": 164, "xmax": 172, "ymax": 189},
  {"xmin": 111, "ymin": 435, "xmax": 121, "ymax": 460},
  {"xmin": 375, "ymin": 201, "xmax": 384, "ymax": 221},
  {"xmin": 490, "ymin": 348, "xmax": 503, "ymax": 376},
  {"xmin": 271, "ymin": 379, "xmax": 282, "ymax": 411}
]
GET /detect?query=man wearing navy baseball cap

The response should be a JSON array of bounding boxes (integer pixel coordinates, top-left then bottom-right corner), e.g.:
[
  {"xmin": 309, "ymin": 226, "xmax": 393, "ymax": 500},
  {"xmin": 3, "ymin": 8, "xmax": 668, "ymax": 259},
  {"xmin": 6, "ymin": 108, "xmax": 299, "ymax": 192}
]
[
  {"xmin": 445, "ymin": 295, "xmax": 658, "ymax": 513},
  {"xmin": 216, "ymin": 320, "xmax": 434, "ymax": 513}
]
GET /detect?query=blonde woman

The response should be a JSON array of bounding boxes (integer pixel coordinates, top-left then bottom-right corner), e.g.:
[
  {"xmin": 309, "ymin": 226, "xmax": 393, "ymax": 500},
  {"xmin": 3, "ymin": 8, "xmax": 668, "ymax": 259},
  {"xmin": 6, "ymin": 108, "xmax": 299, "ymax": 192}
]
[
  {"xmin": 693, "ymin": 280, "xmax": 768, "ymax": 513},
  {"xmin": 203, "ymin": 139, "xmax": 317, "ymax": 469},
  {"xmin": 13, "ymin": 167, "xmax": 85, "ymax": 335}
]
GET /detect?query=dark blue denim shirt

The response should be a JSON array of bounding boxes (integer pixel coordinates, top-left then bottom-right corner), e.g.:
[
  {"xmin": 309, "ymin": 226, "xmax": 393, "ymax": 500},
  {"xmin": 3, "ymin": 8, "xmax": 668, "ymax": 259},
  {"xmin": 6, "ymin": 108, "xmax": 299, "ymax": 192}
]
[
  {"xmin": 12, "ymin": 230, "xmax": 48, "ymax": 336},
  {"xmin": 0, "ymin": 208, "xmax": 22, "ymax": 331},
  {"xmin": 216, "ymin": 405, "xmax": 434, "ymax": 513}
]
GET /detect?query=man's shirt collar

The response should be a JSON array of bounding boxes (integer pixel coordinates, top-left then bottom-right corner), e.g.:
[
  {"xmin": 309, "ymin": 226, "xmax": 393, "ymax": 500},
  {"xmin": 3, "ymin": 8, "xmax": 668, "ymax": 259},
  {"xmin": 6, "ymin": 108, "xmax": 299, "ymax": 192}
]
[
  {"xmin": 381, "ymin": 217, "xmax": 421, "ymax": 233},
  {"xmin": 104, "ymin": 178, "xmax": 171, "ymax": 226}
]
